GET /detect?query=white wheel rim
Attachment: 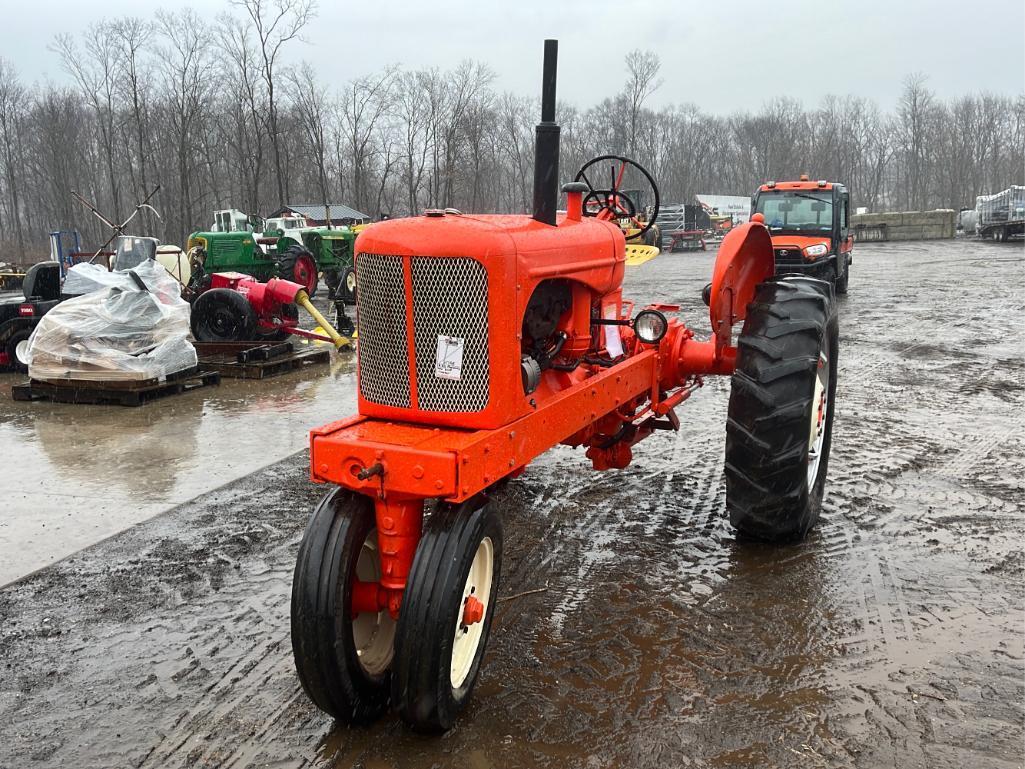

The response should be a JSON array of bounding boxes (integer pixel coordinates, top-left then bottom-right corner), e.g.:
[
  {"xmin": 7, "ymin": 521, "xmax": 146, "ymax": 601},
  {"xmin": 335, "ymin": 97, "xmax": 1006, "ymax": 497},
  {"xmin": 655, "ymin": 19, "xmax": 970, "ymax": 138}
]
[
  {"xmin": 807, "ymin": 350, "xmax": 829, "ymax": 488},
  {"xmin": 346, "ymin": 272, "xmax": 357, "ymax": 292},
  {"xmin": 15, "ymin": 339, "xmax": 30, "ymax": 365},
  {"xmin": 450, "ymin": 536, "xmax": 494, "ymax": 690},
  {"xmin": 351, "ymin": 528, "xmax": 396, "ymax": 677}
]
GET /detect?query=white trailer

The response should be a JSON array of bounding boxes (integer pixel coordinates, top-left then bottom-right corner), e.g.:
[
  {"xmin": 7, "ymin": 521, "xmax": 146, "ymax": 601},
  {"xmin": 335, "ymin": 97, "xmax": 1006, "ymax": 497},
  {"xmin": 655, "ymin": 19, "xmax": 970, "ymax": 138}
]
[{"xmin": 976, "ymin": 186, "xmax": 1024, "ymax": 241}]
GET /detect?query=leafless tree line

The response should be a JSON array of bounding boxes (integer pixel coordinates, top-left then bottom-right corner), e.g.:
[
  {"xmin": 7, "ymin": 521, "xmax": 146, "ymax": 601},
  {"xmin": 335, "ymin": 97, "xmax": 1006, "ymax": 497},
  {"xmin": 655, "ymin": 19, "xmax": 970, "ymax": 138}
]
[{"xmin": 0, "ymin": 1, "xmax": 1021, "ymax": 261}]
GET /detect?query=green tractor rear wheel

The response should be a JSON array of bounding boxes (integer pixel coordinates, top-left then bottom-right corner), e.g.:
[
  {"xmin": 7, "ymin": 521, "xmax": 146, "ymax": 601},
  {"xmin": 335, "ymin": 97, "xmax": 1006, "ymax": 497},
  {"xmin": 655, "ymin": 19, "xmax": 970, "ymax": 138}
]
[{"xmin": 278, "ymin": 245, "xmax": 319, "ymax": 298}]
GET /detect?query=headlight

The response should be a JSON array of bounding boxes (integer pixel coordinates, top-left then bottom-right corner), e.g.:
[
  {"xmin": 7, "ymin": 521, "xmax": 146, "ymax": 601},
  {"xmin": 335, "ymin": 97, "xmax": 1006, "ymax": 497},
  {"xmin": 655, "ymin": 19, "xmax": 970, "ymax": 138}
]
[
  {"xmin": 634, "ymin": 309, "xmax": 668, "ymax": 344},
  {"xmin": 804, "ymin": 243, "xmax": 828, "ymax": 258}
]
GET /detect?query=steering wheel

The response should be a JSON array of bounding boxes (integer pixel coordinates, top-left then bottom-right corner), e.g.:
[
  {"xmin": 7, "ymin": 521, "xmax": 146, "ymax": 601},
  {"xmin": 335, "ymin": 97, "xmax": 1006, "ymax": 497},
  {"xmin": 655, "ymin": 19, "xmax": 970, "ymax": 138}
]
[{"xmin": 574, "ymin": 154, "xmax": 660, "ymax": 239}]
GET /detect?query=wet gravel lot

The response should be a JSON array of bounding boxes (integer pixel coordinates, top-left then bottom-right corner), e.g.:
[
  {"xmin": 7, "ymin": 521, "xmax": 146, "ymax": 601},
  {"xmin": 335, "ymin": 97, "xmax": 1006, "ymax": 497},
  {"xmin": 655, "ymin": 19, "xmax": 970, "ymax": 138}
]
[{"xmin": 0, "ymin": 239, "xmax": 1022, "ymax": 768}]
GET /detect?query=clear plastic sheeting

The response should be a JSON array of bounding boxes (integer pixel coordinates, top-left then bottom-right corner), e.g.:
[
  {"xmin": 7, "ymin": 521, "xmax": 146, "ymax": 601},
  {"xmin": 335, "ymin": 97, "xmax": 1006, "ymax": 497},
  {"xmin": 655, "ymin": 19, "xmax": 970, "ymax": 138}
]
[
  {"xmin": 25, "ymin": 261, "xmax": 196, "ymax": 382},
  {"xmin": 62, "ymin": 258, "xmax": 175, "ymax": 299}
]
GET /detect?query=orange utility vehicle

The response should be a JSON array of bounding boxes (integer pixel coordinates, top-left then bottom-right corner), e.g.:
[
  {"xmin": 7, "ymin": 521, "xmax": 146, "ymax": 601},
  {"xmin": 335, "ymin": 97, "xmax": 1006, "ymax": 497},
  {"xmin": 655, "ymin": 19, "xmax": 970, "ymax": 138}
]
[
  {"xmin": 291, "ymin": 41, "xmax": 839, "ymax": 732},
  {"xmin": 752, "ymin": 175, "xmax": 853, "ymax": 293}
]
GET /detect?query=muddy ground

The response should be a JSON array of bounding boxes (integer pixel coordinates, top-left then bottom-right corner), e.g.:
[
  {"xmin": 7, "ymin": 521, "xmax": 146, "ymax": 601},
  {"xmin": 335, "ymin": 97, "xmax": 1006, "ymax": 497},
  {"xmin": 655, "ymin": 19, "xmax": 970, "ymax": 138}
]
[{"xmin": 0, "ymin": 239, "xmax": 1022, "ymax": 768}]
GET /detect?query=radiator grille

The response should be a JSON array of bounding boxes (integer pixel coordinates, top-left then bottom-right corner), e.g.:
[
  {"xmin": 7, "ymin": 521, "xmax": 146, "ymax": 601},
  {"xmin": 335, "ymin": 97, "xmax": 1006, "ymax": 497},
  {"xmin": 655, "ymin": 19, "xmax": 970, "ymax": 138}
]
[
  {"xmin": 411, "ymin": 257, "xmax": 490, "ymax": 412},
  {"xmin": 773, "ymin": 246, "xmax": 804, "ymax": 266},
  {"xmin": 354, "ymin": 253, "xmax": 411, "ymax": 408}
]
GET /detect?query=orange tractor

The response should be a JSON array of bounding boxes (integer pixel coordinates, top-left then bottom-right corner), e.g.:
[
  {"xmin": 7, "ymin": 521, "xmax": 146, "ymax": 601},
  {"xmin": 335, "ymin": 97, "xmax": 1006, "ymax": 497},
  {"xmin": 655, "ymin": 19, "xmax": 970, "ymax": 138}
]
[
  {"xmin": 752, "ymin": 175, "xmax": 854, "ymax": 293},
  {"xmin": 291, "ymin": 41, "xmax": 839, "ymax": 732}
]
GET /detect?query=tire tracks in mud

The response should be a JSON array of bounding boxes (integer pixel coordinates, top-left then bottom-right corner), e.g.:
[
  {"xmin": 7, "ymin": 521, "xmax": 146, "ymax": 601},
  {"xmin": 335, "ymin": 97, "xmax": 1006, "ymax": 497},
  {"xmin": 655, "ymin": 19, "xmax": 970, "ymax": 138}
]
[{"xmin": 801, "ymin": 244, "xmax": 1025, "ymax": 768}]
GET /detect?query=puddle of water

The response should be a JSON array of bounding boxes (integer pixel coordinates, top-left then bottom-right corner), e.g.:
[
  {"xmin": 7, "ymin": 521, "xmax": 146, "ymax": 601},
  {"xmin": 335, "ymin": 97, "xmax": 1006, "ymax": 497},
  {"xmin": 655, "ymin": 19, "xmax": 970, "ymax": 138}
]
[{"xmin": 0, "ymin": 353, "xmax": 357, "ymax": 585}]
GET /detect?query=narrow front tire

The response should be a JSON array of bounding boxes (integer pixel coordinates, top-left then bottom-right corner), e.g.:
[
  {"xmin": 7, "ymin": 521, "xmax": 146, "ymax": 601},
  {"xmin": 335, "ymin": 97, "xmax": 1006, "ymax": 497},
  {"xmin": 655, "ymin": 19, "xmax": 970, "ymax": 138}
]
[
  {"xmin": 391, "ymin": 498, "xmax": 502, "ymax": 732},
  {"xmin": 291, "ymin": 489, "xmax": 396, "ymax": 724}
]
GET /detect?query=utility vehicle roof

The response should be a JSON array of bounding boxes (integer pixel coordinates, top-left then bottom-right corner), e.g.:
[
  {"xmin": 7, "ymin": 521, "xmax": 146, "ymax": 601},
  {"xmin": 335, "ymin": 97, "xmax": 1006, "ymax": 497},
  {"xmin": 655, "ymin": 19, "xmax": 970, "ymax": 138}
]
[{"xmin": 757, "ymin": 180, "xmax": 840, "ymax": 192}]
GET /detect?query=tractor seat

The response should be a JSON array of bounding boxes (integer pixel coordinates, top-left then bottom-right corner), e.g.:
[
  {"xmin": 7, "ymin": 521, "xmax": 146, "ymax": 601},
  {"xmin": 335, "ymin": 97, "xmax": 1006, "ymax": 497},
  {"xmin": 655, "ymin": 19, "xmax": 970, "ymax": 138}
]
[{"xmin": 22, "ymin": 261, "xmax": 61, "ymax": 302}]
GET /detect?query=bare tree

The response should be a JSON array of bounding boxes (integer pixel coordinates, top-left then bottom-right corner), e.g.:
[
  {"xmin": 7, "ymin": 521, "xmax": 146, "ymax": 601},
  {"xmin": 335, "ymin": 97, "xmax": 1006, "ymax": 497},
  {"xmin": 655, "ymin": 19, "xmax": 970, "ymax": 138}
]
[
  {"xmin": 55, "ymin": 23, "xmax": 123, "ymax": 222},
  {"xmin": 288, "ymin": 63, "xmax": 332, "ymax": 216},
  {"xmin": 111, "ymin": 17, "xmax": 155, "ymax": 232},
  {"xmin": 342, "ymin": 67, "xmax": 397, "ymax": 212},
  {"xmin": 897, "ymin": 73, "xmax": 936, "ymax": 210},
  {"xmin": 397, "ymin": 70, "xmax": 433, "ymax": 215},
  {"xmin": 230, "ymin": 0, "xmax": 316, "ymax": 207},
  {"xmin": 216, "ymin": 10, "xmax": 268, "ymax": 215},
  {"xmin": 623, "ymin": 49, "xmax": 662, "ymax": 157},
  {"xmin": 0, "ymin": 59, "xmax": 26, "ymax": 257},
  {"xmin": 155, "ymin": 8, "xmax": 212, "ymax": 242}
]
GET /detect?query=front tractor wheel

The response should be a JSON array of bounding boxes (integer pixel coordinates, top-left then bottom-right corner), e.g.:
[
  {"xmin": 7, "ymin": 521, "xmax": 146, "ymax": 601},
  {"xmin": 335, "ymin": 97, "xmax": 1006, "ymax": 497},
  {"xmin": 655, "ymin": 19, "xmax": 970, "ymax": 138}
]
[
  {"xmin": 291, "ymin": 489, "xmax": 396, "ymax": 724},
  {"xmin": 725, "ymin": 276, "xmax": 838, "ymax": 542},
  {"xmin": 392, "ymin": 498, "xmax": 502, "ymax": 732},
  {"xmin": 341, "ymin": 267, "xmax": 357, "ymax": 303}
]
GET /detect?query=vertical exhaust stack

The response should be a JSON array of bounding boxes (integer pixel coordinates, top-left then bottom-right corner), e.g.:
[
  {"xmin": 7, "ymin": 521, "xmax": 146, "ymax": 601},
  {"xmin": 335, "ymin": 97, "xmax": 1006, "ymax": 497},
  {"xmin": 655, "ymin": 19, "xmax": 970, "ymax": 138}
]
[{"xmin": 532, "ymin": 39, "xmax": 560, "ymax": 226}]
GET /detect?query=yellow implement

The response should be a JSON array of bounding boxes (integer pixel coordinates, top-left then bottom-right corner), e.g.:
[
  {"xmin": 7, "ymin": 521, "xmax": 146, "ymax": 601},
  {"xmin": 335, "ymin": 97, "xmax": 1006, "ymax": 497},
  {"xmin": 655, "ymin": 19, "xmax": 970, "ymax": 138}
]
[
  {"xmin": 295, "ymin": 291, "xmax": 352, "ymax": 351},
  {"xmin": 312, "ymin": 326, "xmax": 358, "ymax": 343},
  {"xmin": 624, "ymin": 244, "xmax": 659, "ymax": 266}
]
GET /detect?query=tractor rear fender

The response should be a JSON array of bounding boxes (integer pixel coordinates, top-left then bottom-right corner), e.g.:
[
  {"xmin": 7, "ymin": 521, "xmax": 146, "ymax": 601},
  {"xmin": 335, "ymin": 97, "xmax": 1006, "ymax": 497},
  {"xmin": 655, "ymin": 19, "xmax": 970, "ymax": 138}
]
[
  {"xmin": 709, "ymin": 218, "xmax": 774, "ymax": 354},
  {"xmin": 275, "ymin": 235, "xmax": 303, "ymax": 252}
]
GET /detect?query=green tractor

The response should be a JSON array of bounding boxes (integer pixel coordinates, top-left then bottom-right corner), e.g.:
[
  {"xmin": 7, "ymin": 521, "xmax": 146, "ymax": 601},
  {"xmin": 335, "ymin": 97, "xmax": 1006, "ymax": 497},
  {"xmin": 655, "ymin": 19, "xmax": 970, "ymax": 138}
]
[
  {"xmin": 186, "ymin": 213, "xmax": 357, "ymax": 301},
  {"xmin": 284, "ymin": 227, "xmax": 357, "ymax": 302}
]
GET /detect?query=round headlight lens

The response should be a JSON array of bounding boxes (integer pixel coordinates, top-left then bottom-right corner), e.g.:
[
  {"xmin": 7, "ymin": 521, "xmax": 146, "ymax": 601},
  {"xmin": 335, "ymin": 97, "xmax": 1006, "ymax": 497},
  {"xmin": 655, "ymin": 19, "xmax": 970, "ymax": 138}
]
[
  {"xmin": 634, "ymin": 309, "xmax": 668, "ymax": 344},
  {"xmin": 804, "ymin": 243, "xmax": 828, "ymax": 258}
]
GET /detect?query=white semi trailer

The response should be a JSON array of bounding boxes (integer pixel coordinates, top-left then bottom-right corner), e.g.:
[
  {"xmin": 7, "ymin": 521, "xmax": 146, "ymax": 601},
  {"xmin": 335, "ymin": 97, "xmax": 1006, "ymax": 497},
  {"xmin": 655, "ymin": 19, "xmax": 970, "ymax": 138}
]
[{"xmin": 976, "ymin": 186, "xmax": 1024, "ymax": 242}]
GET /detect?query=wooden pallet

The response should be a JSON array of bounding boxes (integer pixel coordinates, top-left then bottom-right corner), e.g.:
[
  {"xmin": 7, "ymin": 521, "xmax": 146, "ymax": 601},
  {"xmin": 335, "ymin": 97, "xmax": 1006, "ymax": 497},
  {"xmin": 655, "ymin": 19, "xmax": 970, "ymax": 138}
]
[
  {"xmin": 194, "ymin": 341, "xmax": 330, "ymax": 379},
  {"xmin": 12, "ymin": 368, "xmax": 220, "ymax": 406}
]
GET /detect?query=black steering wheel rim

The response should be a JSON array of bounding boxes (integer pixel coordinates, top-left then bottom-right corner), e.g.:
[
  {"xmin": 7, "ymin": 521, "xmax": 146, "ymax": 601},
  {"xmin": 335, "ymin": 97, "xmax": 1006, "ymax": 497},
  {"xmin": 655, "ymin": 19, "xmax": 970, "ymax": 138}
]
[
  {"xmin": 582, "ymin": 189, "xmax": 637, "ymax": 219},
  {"xmin": 574, "ymin": 154, "xmax": 660, "ymax": 239}
]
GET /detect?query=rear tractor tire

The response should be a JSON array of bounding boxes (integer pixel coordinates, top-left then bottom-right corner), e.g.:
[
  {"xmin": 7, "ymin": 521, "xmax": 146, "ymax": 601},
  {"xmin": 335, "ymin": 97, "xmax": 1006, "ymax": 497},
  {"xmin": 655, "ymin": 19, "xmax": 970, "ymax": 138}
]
[
  {"xmin": 291, "ymin": 489, "xmax": 396, "ymax": 724},
  {"xmin": 190, "ymin": 288, "xmax": 257, "ymax": 342},
  {"xmin": 278, "ymin": 245, "xmax": 319, "ymax": 298},
  {"xmin": 392, "ymin": 498, "xmax": 502, "ymax": 732},
  {"xmin": 725, "ymin": 276, "xmax": 838, "ymax": 542}
]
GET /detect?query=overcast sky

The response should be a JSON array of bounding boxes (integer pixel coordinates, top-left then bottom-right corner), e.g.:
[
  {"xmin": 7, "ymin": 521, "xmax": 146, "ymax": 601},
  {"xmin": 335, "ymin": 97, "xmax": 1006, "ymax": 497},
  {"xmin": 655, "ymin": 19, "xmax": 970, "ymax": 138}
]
[{"xmin": 7, "ymin": 0, "xmax": 1024, "ymax": 113}]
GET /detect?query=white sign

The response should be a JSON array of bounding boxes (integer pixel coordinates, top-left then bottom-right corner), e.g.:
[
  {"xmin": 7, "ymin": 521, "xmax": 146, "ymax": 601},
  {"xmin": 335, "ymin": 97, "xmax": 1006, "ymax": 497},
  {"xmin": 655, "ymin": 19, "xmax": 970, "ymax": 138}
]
[
  {"xmin": 696, "ymin": 194, "xmax": 752, "ymax": 223},
  {"xmin": 435, "ymin": 335, "xmax": 465, "ymax": 380}
]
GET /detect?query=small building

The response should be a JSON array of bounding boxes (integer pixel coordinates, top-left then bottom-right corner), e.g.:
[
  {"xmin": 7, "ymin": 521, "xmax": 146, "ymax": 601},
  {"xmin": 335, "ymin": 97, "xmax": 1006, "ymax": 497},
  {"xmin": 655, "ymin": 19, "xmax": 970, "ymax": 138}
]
[{"xmin": 268, "ymin": 203, "xmax": 371, "ymax": 228}]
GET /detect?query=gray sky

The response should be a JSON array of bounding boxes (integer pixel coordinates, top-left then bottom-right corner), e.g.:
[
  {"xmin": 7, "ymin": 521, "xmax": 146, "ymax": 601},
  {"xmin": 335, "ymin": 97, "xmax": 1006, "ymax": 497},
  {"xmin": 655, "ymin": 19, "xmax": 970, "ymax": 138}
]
[{"xmin": 8, "ymin": 0, "xmax": 1024, "ymax": 113}]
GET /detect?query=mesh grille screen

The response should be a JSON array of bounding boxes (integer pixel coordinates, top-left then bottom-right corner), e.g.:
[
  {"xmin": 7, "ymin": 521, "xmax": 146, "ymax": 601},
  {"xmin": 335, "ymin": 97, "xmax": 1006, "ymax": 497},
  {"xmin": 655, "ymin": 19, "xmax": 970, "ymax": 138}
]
[
  {"xmin": 411, "ymin": 257, "xmax": 490, "ymax": 412},
  {"xmin": 354, "ymin": 253, "xmax": 411, "ymax": 408}
]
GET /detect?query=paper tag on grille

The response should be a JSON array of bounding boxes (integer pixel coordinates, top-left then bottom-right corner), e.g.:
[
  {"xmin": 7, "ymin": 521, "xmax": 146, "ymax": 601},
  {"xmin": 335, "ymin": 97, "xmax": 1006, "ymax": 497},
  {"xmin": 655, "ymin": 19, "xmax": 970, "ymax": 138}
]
[
  {"xmin": 435, "ymin": 335, "xmax": 465, "ymax": 380},
  {"xmin": 603, "ymin": 304, "xmax": 624, "ymax": 358}
]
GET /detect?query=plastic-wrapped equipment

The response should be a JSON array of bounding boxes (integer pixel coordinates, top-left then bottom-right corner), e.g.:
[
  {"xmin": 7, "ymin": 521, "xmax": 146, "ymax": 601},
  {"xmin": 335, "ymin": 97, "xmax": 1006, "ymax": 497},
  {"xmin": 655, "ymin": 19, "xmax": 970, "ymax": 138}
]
[{"xmin": 25, "ymin": 260, "xmax": 197, "ymax": 382}]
